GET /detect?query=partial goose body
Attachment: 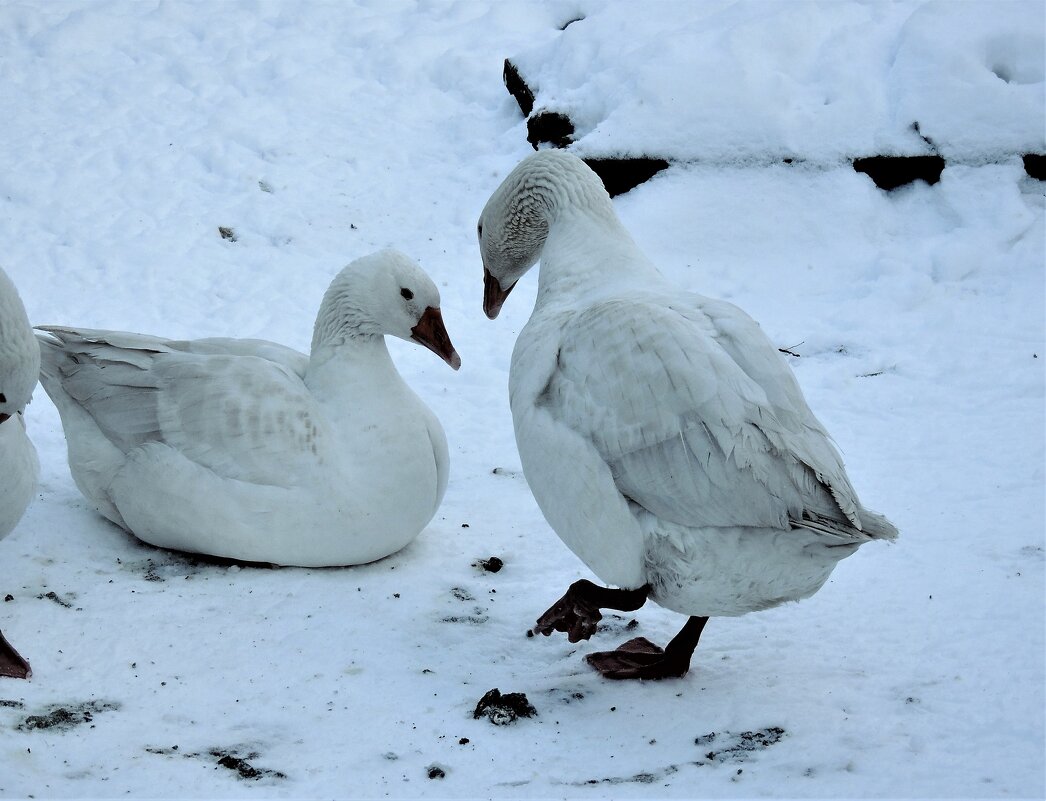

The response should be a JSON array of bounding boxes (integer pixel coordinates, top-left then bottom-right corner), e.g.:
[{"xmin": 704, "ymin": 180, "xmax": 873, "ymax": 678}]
[
  {"xmin": 0, "ymin": 267, "xmax": 40, "ymax": 679},
  {"xmin": 38, "ymin": 249, "xmax": 459, "ymax": 568},
  {"xmin": 510, "ymin": 286, "xmax": 895, "ymax": 617},
  {"xmin": 478, "ymin": 151, "xmax": 897, "ymax": 678},
  {"xmin": 0, "ymin": 414, "xmax": 37, "ymax": 543}
]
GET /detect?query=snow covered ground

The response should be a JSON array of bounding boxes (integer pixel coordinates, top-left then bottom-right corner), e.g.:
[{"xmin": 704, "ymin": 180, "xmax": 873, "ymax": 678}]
[{"xmin": 0, "ymin": 1, "xmax": 1042, "ymax": 797}]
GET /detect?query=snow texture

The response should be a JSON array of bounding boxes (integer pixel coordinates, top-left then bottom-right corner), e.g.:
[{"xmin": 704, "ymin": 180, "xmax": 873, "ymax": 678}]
[
  {"xmin": 0, "ymin": 1, "xmax": 1043, "ymax": 798},
  {"xmin": 511, "ymin": 0, "xmax": 1045, "ymax": 162}
]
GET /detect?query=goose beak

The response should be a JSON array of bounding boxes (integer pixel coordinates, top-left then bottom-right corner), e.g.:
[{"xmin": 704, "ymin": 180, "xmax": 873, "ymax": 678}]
[
  {"xmin": 411, "ymin": 306, "xmax": 461, "ymax": 370},
  {"xmin": 483, "ymin": 268, "xmax": 516, "ymax": 320}
]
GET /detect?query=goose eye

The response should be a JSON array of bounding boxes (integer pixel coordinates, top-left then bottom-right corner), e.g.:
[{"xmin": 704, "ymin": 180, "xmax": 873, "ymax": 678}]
[
  {"xmin": 400, "ymin": 287, "xmax": 414, "ymax": 301},
  {"xmin": 477, "ymin": 223, "xmax": 483, "ymax": 239}
]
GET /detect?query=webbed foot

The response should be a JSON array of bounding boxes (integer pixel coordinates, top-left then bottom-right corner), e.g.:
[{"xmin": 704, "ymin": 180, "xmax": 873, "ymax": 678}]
[
  {"xmin": 586, "ymin": 637, "xmax": 686, "ymax": 679},
  {"xmin": 533, "ymin": 580, "xmax": 650, "ymax": 643},
  {"xmin": 533, "ymin": 583, "xmax": 603, "ymax": 643},
  {"xmin": 586, "ymin": 616, "xmax": 709, "ymax": 680},
  {"xmin": 0, "ymin": 630, "xmax": 31, "ymax": 680}
]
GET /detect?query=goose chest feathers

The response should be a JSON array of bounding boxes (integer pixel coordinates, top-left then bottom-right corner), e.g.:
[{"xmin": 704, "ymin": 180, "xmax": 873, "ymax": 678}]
[
  {"xmin": 478, "ymin": 150, "xmax": 897, "ymax": 680},
  {"xmin": 37, "ymin": 249, "xmax": 459, "ymax": 568},
  {"xmin": 0, "ymin": 266, "xmax": 39, "ymax": 679}
]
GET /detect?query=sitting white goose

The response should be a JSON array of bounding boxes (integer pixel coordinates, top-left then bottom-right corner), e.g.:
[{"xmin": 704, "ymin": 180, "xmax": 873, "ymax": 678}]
[
  {"xmin": 478, "ymin": 150, "xmax": 897, "ymax": 680},
  {"xmin": 0, "ymin": 267, "xmax": 40, "ymax": 680},
  {"xmin": 38, "ymin": 249, "xmax": 459, "ymax": 568}
]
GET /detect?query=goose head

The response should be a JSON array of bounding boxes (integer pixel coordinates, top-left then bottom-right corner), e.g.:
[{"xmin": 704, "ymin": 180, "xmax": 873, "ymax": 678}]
[
  {"xmin": 0, "ymin": 269, "xmax": 39, "ymax": 425},
  {"xmin": 312, "ymin": 249, "xmax": 460, "ymax": 370},
  {"xmin": 478, "ymin": 150, "xmax": 611, "ymax": 319}
]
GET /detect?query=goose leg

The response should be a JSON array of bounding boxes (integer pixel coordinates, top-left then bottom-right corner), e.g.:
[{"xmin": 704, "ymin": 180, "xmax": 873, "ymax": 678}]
[
  {"xmin": 0, "ymin": 629, "xmax": 31, "ymax": 680},
  {"xmin": 586, "ymin": 615, "xmax": 709, "ymax": 680},
  {"xmin": 533, "ymin": 579, "xmax": 650, "ymax": 643}
]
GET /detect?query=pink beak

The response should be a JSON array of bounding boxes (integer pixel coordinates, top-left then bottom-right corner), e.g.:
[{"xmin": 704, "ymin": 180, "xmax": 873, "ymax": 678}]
[
  {"xmin": 483, "ymin": 268, "xmax": 516, "ymax": 320},
  {"xmin": 410, "ymin": 306, "xmax": 461, "ymax": 370}
]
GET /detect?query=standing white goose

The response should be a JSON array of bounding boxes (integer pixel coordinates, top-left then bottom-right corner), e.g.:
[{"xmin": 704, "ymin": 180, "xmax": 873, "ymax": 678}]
[
  {"xmin": 478, "ymin": 150, "xmax": 897, "ymax": 680},
  {"xmin": 0, "ymin": 267, "xmax": 39, "ymax": 680},
  {"xmin": 37, "ymin": 249, "xmax": 459, "ymax": 567}
]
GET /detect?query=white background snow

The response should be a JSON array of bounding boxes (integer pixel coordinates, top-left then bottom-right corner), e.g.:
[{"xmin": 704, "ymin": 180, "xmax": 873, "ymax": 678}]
[{"xmin": 0, "ymin": 0, "xmax": 1043, "ymax": 797}]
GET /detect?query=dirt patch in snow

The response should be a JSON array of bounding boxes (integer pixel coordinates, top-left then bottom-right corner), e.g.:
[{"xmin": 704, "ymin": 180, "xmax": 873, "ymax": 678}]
[
  {"xmin": 473, "ymin": 556, "xmax": 504, "ymax": 573},
  {"xmin": 36, "ymin": 590, "xmax": 77, "ymax": 609},
  {"xmin": 567, "ymin": 727, "xmax": 787, "ymax": 787},
  {"xmin": 145, "ymin": 744, "xmax": 287, "ymax": 781},
  {"xmin": 16, "ymin": 700, "xmax": 120, "ymax": 731},
  {"xmin": 473, "ymin": 688, "xmax": 537, "ymax": 725},
  {"xmin": 695, "ymin": 726, "xmax": 787, "ymax": 762}
]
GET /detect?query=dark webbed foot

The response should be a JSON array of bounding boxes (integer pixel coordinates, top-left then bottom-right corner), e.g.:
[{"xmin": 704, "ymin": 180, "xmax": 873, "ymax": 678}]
[
  {"xmin": 533, "ymin": 581, "xmax": 603, "ymax": 642},
  {"xmin": 0, "ymin": 629, "xmax": 31, "ymax": 680},
  {"xmin": 533, "ymin": 580, "xmax": 649, "ymax": 643},
  {"xmin": 587, "ymin": 616, "xmax": 709, "ymax": 680},
  {"xmin": 587, "ymin": 637, "xmax": 677, "ymax": 679}
]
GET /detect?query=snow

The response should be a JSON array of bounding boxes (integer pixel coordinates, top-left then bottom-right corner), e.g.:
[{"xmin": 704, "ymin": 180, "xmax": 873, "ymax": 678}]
[
  {"xmin": 511, "ymin": 0, "xmax": 1045, "ymax": 161},
  {"xmin": 0, "ymin": 0, "xmax": 1042, "ymax": 797}
]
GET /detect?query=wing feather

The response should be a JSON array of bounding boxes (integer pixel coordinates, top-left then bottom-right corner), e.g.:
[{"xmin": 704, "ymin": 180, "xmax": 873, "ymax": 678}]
[
  {"xmin": 538, "ymin": 296, "xmax": 863, "ymax": 533},
  {"xmin": 37, "ymin": 327, "xmax": 322, "ymax": 487}
]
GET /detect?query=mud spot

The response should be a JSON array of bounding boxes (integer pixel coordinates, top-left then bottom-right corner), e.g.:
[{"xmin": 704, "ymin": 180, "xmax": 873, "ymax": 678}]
[
  {"xmin": 121, "ymin": 552, "xmax": 276, "ymax": 583},
  {"xmin": 569, "ymin": 731, "xmax": 784, "ymax": 788},
  {"xmin": 36, "ymin": 591, "xmax": 76, "ymax": 609},
  {"xmin": 143, "ymin": 560, "xmax": 165, "ymax": 582},
  {"xmin": 605, "ymin": 770, "xmax": 661, "ymax": 784},
  {"xmin": 572, "ymin": 765, "xmax": 680, "ymax": 787},
  {"xmin": 442, "ymin": 604, "xmax": 489, "ymax": 624},
  {"xmin": 442, "ymin": 612, "xmax": 489, "ymax": 624},
  {"xmin": 213, "ymin": 751, "xmax": 286, "ymax": 780},
  {"xmin": 473, "ymin": 688, "xmax": 537, "ymax": 725},
  {"xmin": 426, "ymin": 764, "xmax": 446, "ymax": 779},
  {"xmin": 145, "ymin": 745, "xmax": 180, "ymax": 755},
  {"xmin": 146, "ymin": 744, "xmax": 287, "ymax": 781},
  {"xmin": 473, "ymin": 556, "xmax": 504, "ymax": 573},
  {"xmin": 547, "ymin": 688, "xmax": 585, "ymax": 705},
  {"xmin": 17, "ymin": 700, "xmax": 120, "ymax": 731},
  {"xmin": 451, "ymin": 587, "xmax": 475, "ymax": 602},
  {"xmin": 596, "ymin": 614, "xmax": 639, "ymax": 635},
  {"xmin": 695, "ymin": 727, "xmax": 786, "ymax": 763}
]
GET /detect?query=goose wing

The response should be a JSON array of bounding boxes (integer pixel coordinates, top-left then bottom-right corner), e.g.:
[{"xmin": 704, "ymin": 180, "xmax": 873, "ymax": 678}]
[
  {"xmin": 37, "ymin": 326, "xmax": 325, "ymax": 487},
  {"xmin": 533, "ymin": 296, "xmax": 867, "ymax": 534}
]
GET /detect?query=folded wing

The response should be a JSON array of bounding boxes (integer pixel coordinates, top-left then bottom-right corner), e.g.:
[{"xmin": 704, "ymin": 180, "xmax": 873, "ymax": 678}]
[
  {"xmin": 536, "ymin": 296, "xmax": 889, "ymax": 540},
  {"xmin": 37, "ymin": 326, "xmax": 325, "ymax": 488}
]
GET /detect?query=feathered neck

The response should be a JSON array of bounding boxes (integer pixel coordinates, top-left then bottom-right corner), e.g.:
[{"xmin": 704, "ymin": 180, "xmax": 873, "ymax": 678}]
[
  {"xmin": 510, "ymin": 151, "xmax": 617, "ymax": 226},
  {"xmin": 310, "ymin": 275, "xmax": 383, "ymax": 352},
  {"xmin": 518, "ymin": 154, "xmax": 659, "ymax": 303}
]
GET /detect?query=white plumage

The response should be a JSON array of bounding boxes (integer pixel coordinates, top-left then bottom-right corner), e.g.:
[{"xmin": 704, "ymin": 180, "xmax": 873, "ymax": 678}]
[
  {"xmin": 0, "ymin": 266, "xmax": 39, "ymax": 679},
  {"xmin": 479, "ymin": 151, "xmax": 897, "ymax": 678},
  {"xmin": 37, "ymin": 249, "xmax": 459, "ymax": 567}
]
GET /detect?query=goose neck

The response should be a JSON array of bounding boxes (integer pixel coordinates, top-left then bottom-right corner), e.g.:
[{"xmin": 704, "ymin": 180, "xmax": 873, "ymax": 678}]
[
  {"xmin": 305, "ymin": 336, "xmax": 396, "ymax": 395},
  {"xmin": 535, "ymin": 207, "xmax": 654, "ymax": 303}
]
